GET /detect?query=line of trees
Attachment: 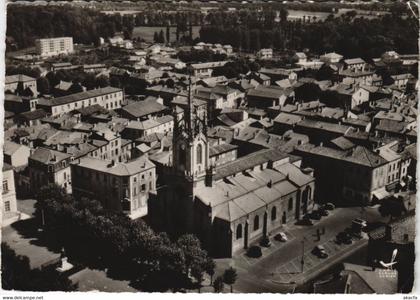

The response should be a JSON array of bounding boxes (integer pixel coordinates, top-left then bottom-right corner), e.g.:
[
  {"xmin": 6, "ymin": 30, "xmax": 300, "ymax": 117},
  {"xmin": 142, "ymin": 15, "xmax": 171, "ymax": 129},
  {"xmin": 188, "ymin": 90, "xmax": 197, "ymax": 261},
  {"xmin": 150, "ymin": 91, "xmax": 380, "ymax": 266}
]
[
  {"xmin": 34, "ymin": 184, "xmax": 215, "ymax": 292},
  {"xmin": 7, "ymin": 5, "xmax": 135, "ymax": 50},
  {"xmin": 200, "ymin": 10, "xmax": 417, "ymax": 59}
]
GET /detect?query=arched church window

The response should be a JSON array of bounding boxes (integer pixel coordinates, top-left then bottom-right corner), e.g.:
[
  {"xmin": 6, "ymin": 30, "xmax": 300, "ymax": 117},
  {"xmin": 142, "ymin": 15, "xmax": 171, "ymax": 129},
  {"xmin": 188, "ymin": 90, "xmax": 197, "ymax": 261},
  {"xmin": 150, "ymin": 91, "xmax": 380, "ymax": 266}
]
[
  {"xmin": 196, "ymin": 144, "xmax": 203, "ymax": 164},
  {"xmin": 236, "ymin": 224, "xmax": 242, "ymax": 240},
  {"xmin": 271, "ymin": 206, "xmax": 277, "ymax": 221},
  {"xmin": 254, "ymin": 215, "xmax": 259, "ymax": 231}
]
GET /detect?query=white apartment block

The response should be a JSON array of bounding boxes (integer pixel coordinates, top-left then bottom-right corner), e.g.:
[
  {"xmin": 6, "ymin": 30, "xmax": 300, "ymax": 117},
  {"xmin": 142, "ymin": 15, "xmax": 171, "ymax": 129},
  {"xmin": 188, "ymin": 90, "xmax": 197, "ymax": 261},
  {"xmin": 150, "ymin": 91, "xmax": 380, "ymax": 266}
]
[{"xmin": 35, "ymin": 37, "xmax": 74, "ymax": 57}]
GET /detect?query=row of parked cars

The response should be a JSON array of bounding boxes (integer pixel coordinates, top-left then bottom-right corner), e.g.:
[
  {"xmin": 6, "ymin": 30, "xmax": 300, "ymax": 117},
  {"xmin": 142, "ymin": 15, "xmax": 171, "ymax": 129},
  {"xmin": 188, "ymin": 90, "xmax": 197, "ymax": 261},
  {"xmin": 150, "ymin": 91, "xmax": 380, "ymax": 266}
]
[
  {"xmin": 297, "ymin": 203, "xmax": 335, "ymax": 226},
  {"xmin": 312, "ymin": 218, "xmax": 368, "ymax": 259},
  {"xmin": 246, "ymin": 232, "xmax": 289, "ymax": 258}
]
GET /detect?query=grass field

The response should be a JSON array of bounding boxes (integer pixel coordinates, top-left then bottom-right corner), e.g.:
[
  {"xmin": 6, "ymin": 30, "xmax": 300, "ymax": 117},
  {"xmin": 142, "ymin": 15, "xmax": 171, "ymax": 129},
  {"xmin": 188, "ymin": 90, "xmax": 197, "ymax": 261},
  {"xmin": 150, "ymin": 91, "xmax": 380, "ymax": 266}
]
[{"xmin": 132, "ymin": 26, "xmax": 201, "ymax": 43}]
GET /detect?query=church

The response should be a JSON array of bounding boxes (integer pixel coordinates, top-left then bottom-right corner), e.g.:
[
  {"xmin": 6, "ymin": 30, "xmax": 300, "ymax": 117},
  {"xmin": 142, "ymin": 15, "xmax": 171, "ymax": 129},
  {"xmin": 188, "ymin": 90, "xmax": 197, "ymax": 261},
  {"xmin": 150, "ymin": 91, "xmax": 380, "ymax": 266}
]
[{"xmin": 149, "ymin": 81, "xmax": 316, "ymax": 258}]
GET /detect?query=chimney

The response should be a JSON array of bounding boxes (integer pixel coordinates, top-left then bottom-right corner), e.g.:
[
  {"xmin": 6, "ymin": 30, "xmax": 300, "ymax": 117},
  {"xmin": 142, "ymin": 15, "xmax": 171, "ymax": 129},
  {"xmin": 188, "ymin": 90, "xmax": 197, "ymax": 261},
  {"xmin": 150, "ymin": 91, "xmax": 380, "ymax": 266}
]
[{"xmin": 267, "ymin": 180, "xmax": 272, "ymax": 188}]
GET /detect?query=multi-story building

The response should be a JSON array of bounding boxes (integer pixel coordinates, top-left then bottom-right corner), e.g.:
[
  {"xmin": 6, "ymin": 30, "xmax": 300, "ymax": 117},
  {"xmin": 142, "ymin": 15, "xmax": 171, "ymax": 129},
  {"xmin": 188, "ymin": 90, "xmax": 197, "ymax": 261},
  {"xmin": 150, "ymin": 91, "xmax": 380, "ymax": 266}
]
[
  {"xmin": 121, "ymin": 116, "xmax": 174, "ymax": 140},
  {"xmin": 37, "ymin": 87, "xmax": 123, "ymax": 117},
  {"xmin": 256, "ymin": 48, "xmax": 273, "ymax": 60},
  {"xmin": 294, "ymin": 144, "xmax": 390, "ymax": 205},
  {"xmin": 71, "ymin": 156, "xmax": 156, "ymax": 219},
  {"xmin": 5, "ymin": 74, "xmax": 37, "ymax": 94},
  {"xmin": 2, "ymin": 163, "xmax": 18, "ymax": 226},
  {"xmin": 88, "ymin": 128, "xmax": 131, "ymax": 163},
  {"xmin": 35, "ymin": 37, "xmax": 74, "ymax": 57},
  {"xmin": 191, "ymin": 61, "xmax": 228, "ymax": 77},
  {"xmin": 3, "ymin": 141, "xmax": 31, "ymax": 168},
  {"xmin": 28, "ymin": 147, "xmax": 73, "ymax": 194}
]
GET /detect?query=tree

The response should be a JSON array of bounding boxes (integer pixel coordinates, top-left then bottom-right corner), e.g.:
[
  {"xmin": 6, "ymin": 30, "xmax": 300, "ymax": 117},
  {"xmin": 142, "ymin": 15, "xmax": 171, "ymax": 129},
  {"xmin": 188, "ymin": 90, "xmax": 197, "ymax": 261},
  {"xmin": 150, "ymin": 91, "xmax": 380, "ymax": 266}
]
[
  {"xmin": 223, "ymin": 267, "xmax": 237, "ymax": 293},
  {"xmin": 166, "ymin": 25, "xmax": 170, "ymax": 44},
  {"xmin": 166, "ymin": 78, "xmax": 175, "ymax": 88},
  {"xmin": 158, "ymin": 30, "xmax": 165, "ymax": 44},
  {"xmin": 205, "ymin": 258, "xmax": 216, "ymax": 284},
  {"xmin": 176, "ymin": 234, "xmax": 208, "ymax": 275},
  {"xmin": 213, "ymin": 275, "xmax": 224, "ymax": 293},
  {"xmin": 37, "ymin": 77, "xmax": 50, "ymax": 95},
  {"xmin": 191, "ymin": 265, "xmax": 204, "ymax": 293},
  {"xmin": 96, "ymin": 75, "xmax": 109, "ymax": 88},
  {"xmin": 378, "ymin": 198, "xmax": 406, "ymax": 223}
]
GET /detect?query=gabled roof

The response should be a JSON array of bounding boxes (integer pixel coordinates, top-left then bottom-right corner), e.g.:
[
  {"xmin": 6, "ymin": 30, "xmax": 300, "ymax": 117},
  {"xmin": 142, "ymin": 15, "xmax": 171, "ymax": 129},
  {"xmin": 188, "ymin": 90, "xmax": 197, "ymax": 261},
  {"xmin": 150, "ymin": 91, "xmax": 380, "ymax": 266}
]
[
  {"xmin": 344, "ymin": 58, "xmax": 365, "ymax": 65},
  {"xmin": 5, "ymin": 74, "xmax": 36, "ymax": 84},
  {"xmin": 38, "ymin": 87, "xmax": 122, "ymax": 106},
  {"xmin": 74, "ymin": 156, "xmax": 155, "ymax": 176},
  {"xmin": 18, "ymin": 109, "xmax": 47, "ymax": 121},
  {"xmin": 121, "ymin": 98, "xmax": 166, "ymax": 118},
  {"xmin": 30, "ymin": 147, "xmax": 72, "ymax": 164},
  {"xmin": 4, "ymin": 141, "xmax": 28, "ymax": 156}
]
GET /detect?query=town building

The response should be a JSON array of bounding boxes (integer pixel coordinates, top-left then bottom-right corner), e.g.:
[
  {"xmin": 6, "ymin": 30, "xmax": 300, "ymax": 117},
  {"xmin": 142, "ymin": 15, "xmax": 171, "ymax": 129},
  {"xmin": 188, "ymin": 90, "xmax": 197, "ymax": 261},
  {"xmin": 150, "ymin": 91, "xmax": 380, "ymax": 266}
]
[
  {"xmin": 2, "ymin": 163, "xmax": 19, "ymax": 226},
  {"xmin": 5, "ymin": 74, "xmax": 37, "ymax": 94},
  {"xmin": 247, "ymin": 85, "xmax": 294, "ymax": 109},
  {"xmin": 37, "ymin": 87, "xmax": 123, "ymax": 117},
  {"xmin": 35, "ymin": 37, "xmax": 74, "ymax": 57},
  {"xmin": 191, "ymin": 61, "xmax": 228, "ymax": 77},
  {"xmin": 256, "ymin": 48, "xmax": 273, "ymax": 60},
  {"xmin": 3, "ymin": 141, "xmax": 31, "ymax": 168},
  {"xmin": 28, "ymin": 147, "xmax": 73, "ymax": 194},
  {"xmin": 71, "ymin": 156, "xmax": 156, "ymax": 219},
  {"xmin": 294, "ymin": 144, "xmax": 390, "ymax": 205}
]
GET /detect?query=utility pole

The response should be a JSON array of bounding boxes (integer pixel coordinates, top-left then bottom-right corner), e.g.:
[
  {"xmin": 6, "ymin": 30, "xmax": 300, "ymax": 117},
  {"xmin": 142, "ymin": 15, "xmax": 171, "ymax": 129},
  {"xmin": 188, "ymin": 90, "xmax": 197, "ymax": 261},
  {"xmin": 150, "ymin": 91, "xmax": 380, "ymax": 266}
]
[{"xmin": 301, "ymin": 239, "xmax": 305, "ymax": 273}]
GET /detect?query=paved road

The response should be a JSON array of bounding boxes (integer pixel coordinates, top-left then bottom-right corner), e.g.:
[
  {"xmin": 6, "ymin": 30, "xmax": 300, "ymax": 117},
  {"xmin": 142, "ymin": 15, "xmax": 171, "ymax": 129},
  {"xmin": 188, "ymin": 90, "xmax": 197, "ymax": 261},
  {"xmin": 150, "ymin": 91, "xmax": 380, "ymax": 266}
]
[{"xmin": 218, "ymin": 206, "xmax": 386, "ymax": 293}]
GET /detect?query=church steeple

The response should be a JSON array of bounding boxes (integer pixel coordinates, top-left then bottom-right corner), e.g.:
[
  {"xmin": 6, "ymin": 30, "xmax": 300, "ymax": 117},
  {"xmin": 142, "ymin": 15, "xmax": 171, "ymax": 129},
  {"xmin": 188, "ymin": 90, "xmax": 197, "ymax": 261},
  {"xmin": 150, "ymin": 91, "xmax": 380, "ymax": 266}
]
[
  {"xmin": 186, "ymin": 76, "xmax": 194, "ymax": 141},
  {"xmin": 172, "ymin": 75, "xmax": 209, "ymax": 181}
]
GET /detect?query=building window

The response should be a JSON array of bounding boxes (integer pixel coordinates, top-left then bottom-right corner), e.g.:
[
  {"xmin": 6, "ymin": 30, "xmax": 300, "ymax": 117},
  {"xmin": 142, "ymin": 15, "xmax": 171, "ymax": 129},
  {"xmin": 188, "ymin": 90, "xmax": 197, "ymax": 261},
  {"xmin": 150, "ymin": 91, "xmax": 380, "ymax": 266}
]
[
  {"xmin": 196, "ymin": 144, "xmax": 203, "ymax": 164},
  {"xmin": 288, "ymin": 198, "xmax": 293, "ymax": 211},
  {"xmin": 236, "ymin": 224, "xmax": 242, "ymax": 240},
  {"xmin": 141, "ymin": 184, "xmax": 146, "ymax": 192},
  {"xmin": 271, "ymin": 206, "xmax": 277, "ymax": 221},
  {"xmin": 2, "ymin": 180, "xmax": 8, "ymax": 194},
  {"xmin": 253, "ymin": 215, "xmax": 259, "ymax": 231},
  {"xmin": 4, "ymin": 201, "xmax": 10, "ymax": 212}
]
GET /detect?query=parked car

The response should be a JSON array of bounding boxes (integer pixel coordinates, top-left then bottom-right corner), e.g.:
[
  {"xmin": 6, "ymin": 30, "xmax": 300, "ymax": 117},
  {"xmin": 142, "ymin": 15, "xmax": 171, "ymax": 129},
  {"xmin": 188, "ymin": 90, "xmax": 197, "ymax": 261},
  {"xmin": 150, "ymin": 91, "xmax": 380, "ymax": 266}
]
[
  {"xmin": 309, "ymin": 210, "xmax": 322, "ymax": 220},
  {"xmin": 297, "ymin": 215, "xmax": 313, "ymax": 226},
  {"xmin": 260, "ymin": 236, "xmax": 272, "ymax": 247},
  {"xmin": 247, "ymin": 245, "xmax": 262, "ymax": 258},
  {"xmin": 318, "ymin": 207, "xmax": 329, "ymax": 216},
  {"xmin": 312, "ymin": 245, "xmax": 328, "ymax": 258},
  {"xmin": 344, "ymin": 226, "xmax": 362, "ymax": 239},
  {"xmin": 336, "ymin": 232, "xmax": 352, "ymax": 245},
  {"xmin": 352, "ymin": 218, "xmax": 367, "ymax": 232},
  {"xmin": 274, "ymin": 232, "xmax": 288, "ymax": 242},
  {"xmin": 324, "ymin": 203, "xmax": 335, "ymax": 210}
]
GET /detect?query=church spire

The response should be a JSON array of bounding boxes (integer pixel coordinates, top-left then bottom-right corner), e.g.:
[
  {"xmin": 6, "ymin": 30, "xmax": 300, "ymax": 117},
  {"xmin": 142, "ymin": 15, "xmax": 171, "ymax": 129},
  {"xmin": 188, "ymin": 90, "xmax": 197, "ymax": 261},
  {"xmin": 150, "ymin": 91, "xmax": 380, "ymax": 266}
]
[{"xmin": 186, "ymin": 75, "xmax": 194, "ymax": 141}]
